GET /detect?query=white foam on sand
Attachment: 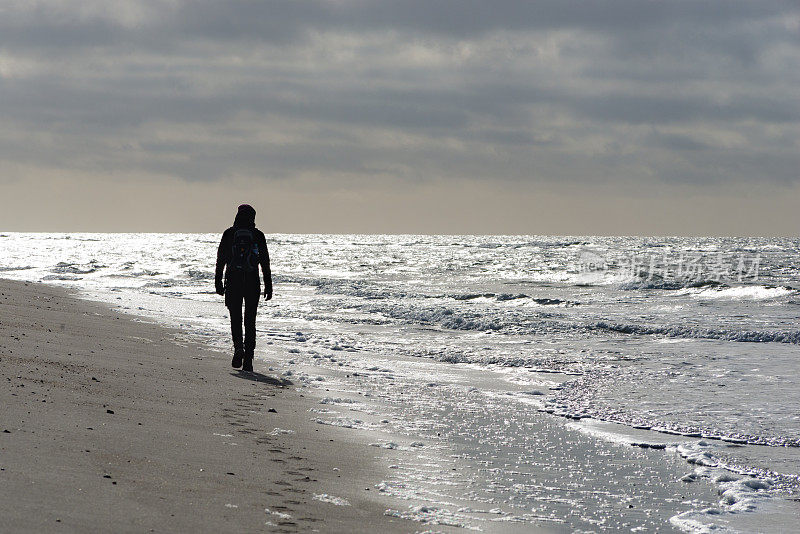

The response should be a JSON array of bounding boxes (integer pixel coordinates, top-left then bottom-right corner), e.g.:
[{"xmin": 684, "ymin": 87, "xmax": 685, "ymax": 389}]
[
  {"xmin": 369, "ymin": 441, "xmax": 425, "ymax": 451},
  {"xmin": 670, "ymin": 508, "xmax": 733, "ymax": 534},
  {"xmin": 566, "ymin": 419, "xmax": 677, "ymax": 448},
  {"xmin": 264, "ymin": 508, "xmax": 292, "ymax": 520},
  {"xmin": 569, "ymin": 422, "xmax": 786, "ymax": 533},
  {"xmin": 677, "ymin": 441, "xmax": 720, "ymax": 468},
  {"xmin": 313, "ymin": 493, "xmax": 350, "ymax": 506},
  {"xmin": 670, "ymin": 441, "xmax": 783, "ymax": 532},
  {"xmin": 311, "ymin": 417, "xmax": 376, "ymax": 430},
  {"xmin": 319, "ymin": 397, "xmax": 358, "ymax": 405},
  {"xmin": 384, "ymin": 505, "xmax": 481, "ymax": 530}
]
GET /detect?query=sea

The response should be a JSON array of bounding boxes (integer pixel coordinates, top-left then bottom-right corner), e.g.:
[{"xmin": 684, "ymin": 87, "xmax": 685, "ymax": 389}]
[{"xmin": 2, "ymin": 233, "xmax": 799, "ymax": 532}]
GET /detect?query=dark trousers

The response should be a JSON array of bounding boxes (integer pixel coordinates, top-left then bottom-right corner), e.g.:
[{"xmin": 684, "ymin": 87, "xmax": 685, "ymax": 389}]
[{"xmin": 226, "ymin": 289, "xmax": 260, "ymax": 355}]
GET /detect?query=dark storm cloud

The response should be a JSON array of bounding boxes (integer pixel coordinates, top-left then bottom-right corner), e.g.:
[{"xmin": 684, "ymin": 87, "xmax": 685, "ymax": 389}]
[{"xmin": 0, "ymin": 0, "xmax": 798, "ymax": 186}]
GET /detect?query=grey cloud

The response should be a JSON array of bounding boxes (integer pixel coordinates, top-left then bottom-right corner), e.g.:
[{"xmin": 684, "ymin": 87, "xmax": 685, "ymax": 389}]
[
  {"xmin": 569, "ymin": 93, "xmax": 800, "ymax": 125},
  {"xmin": 0, "ymin": 0, "xmax": 798, "ymax": 189},
  {"xmin": 172, "ymin": 0, "xmax": 788, "ymax": 40},
  {"xmin": 3, "ymin": 1, "xmax": 794, "ymax": 50},
  {"xmin": 647, "ymin": 132, "xmax": 712, "ymax": 152}
]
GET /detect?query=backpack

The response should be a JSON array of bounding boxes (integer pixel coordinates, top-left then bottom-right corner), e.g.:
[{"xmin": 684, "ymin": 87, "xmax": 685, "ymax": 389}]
[{"xmin": 231, "ymin": 228, "xmax": 259, "ymax": 272}]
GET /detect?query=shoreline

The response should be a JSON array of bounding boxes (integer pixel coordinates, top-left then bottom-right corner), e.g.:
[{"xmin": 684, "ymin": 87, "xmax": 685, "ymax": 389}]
[{"xmin": 0, "ymin": 278, "xmax": 412, "ymax": 533}]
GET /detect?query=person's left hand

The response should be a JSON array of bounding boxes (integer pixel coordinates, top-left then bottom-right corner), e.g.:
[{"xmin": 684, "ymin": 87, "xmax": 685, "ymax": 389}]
[{"xmin": 264, "ymin": 289, "xmax": 272, "ymax": 300}]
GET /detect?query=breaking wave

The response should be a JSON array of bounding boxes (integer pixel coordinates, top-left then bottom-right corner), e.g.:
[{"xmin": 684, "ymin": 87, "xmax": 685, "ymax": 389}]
[
  {"xmin": 0, "ymin": 265, "xmax": 33, "ymax": 272},
  {"xmin": 50, "ymin": 262, "xmax": 100, "ymax": 275},
  {"xmin": 593, "ymin": 321, "xmax": 800, "ymax": 344},
  {"xmin": 618, "ymin": 278, "xmax": 727, "ymax": 291}
]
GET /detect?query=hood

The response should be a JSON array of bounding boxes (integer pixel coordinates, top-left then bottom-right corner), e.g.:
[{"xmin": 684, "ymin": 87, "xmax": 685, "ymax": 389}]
[{"xmin": 233, "ymin": 204, "xmax": 256, "ymax": 228}]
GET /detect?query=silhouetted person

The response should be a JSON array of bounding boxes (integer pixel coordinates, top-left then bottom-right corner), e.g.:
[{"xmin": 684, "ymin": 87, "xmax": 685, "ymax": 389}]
[{"xmin": 215, "ymin": 204, "xmax": 272, "ymax": 372}]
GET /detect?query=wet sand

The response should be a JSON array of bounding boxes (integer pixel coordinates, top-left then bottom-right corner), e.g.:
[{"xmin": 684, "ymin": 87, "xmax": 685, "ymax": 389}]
[{"xmin": 0, "ymin": 279, "xmax": 412, "ymax": 533}]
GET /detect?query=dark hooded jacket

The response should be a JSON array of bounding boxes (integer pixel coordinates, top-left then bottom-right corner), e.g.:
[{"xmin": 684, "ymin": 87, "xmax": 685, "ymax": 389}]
[{"xmin": 215, "ymin": 208, "xmax": 272, "ymax": 296}]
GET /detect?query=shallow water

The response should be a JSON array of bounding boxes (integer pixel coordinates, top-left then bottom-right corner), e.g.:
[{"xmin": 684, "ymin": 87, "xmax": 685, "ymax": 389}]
[{"xmin": 2, "ymin": 232, "xmax": 799, "ymax": 530}]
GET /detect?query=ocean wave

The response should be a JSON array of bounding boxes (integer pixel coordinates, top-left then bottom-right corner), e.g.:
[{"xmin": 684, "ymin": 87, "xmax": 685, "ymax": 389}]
[
  {"xmin": 312, "ymin": 278, "xmax": 405, "ymax": 300},
  {"xmin": 41, "ymin": 274, "xmax": 83, "ymax": 281},
  {"xmin": 373, "ymin": 304, "xmax": 506, "ymax": 331},
  {"xmin": 592, "ymin": 321, "xmax": 800, "ymax": 344},
  {"xmin": 520, "ymin": 239, "xmax": 588, "ymax": 248},
  {"xmin": 548, "ymin": 370, "xmax": 800, "ymax": 450},
  {"xmin": 495, "ymin": 293, "xmax": 529, "ymax": 301},
  {"xmin": 533, "ymin": 297, "xmax": 571, "ymax": 306},
  {"xmin": 451, "ymin": 292, "xmax": 568, "ymax": 304},
  {"xmin": 271, "ymin": 273, "xmax": 305, "ymax": 284},
  {"xmin": 681, "ymin": 285, "xmax": 798, "ymax": 300},
  {"xmin": 618, "ymin": 278, "xmax": 726, "ymax": 291},
  {"xmin": 304, "ymin": 279, "xmax": 577, "ymax": 307},
  {"xmin": 132, "ymin": 270, "xmax": 161, "ymax": 277},
  {"xmin": 142, "ymin": 278, "xmax": 214, "ymax": 289},
  {"xmin": 451, "ymin": 292, "xmax": 496, "ymax": 301},
  {"xmin": 142, "ymin": 279, "xmax": 178, "ymax": 288},
  {"xmin": 106, "ymin": 269, "xmax": 162, "ymax": 279},
  {"xmin": 50, "ymin": 262, "xmax": 98, "ymax": 275},
  {"xmin": 618, "ymin": 275, "xmax": 797, "ymax": 301},
  {"xmin": 0, "ymin": 265, "xmax": 33, "ymax": 272},
  {"xmin": 185, "ymin": 269, "xmax": 213, "ymax": 281},
  {"xmin": 304, "ymin": 292, "xmax": 574, "ymax": 334},
  {"xmin": 351, "ymin": 300, "xmax": 579, "ymax": 337}
]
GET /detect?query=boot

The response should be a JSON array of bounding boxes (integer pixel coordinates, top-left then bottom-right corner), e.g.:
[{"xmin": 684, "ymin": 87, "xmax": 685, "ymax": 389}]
[
  {"xmin": 231, "ymin": 348, "xmax": 244, "ymax": 369},
  {"xmin": 242, "ymin": 352, "xmax": 254, "ymax": 373}
]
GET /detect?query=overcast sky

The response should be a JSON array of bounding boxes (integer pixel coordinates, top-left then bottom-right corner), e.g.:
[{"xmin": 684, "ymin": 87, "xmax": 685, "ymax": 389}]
[{"xmin": 1, "ymin": 1, "xmax": 798, "ymax": 235}]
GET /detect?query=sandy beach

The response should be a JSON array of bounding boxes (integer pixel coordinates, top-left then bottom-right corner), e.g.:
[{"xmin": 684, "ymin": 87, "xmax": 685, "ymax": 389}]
[{"xmin": 0, "ymin": 278, "xmax": 413, "ymax": 533}]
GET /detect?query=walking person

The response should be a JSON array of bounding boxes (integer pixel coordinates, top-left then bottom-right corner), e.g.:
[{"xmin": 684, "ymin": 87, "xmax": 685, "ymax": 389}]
[{"xmin": 215, "ymin": 204, "xmax": 272, "ymax": 372}]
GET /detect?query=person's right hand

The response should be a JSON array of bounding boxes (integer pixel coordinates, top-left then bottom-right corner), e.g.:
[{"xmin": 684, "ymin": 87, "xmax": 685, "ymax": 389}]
[{"xmin": 215, "ymin": 281, "xmax": 225, "ymax": 296}]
